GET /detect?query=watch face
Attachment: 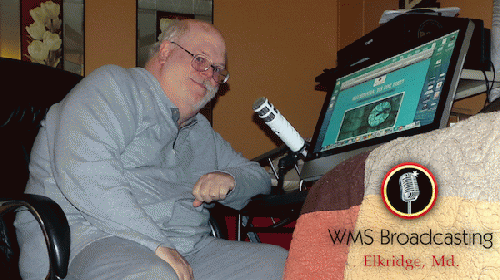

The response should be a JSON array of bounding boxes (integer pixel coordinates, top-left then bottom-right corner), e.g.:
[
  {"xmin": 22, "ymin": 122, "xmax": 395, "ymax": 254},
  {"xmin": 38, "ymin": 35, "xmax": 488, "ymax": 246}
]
[{"xmin": 368, "ymin": 101, "xmax": 391, "ymax": 127}]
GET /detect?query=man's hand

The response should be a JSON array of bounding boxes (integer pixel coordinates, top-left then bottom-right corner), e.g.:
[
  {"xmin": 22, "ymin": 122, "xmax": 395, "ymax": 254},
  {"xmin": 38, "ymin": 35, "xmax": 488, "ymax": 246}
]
[
  {"xmin": 155, "ymin": 246, "xmax": 193, "ymax": 280},
  {"xmin": 192, "ymin": 171, "xmax": 235, "ymax": 207}
]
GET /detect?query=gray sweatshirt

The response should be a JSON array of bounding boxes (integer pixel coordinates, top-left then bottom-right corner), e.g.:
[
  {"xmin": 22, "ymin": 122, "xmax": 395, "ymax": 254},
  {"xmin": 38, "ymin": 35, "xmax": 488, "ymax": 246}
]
[{"xmin": 17, "ymin": 65, "xmax": 271, "ymax": 262}]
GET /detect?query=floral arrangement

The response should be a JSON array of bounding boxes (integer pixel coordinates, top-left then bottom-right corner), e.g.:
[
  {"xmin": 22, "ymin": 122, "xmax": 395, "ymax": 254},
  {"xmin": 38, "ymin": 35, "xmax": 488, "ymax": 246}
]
[
  {"xmin": 25, "ymin": 1, "xmax": 62, "ymax": 68},
  {"xmin": 158, "ymin": 18, "xmax": 174, "ymax": 41}
]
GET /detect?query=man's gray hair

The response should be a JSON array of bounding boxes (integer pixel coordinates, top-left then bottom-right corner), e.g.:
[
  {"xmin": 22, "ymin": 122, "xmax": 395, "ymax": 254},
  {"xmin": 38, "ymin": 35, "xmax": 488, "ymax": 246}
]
[{"xmin": 149, "ymin": 19, "xmax": 189, "ymax": 59}]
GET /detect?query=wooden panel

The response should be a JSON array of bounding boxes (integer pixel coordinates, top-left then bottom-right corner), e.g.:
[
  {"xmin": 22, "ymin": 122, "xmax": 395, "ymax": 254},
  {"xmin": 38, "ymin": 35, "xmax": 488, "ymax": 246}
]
[
  {"xmin": 364, "ymin": 0, "xmax": 399, "ymax": 34},
  {"xmin": 439, "ymin": 0, "xmax": 493, "ymax": 28},
  {"xmin": 85, "ymin": 0, "xmax": 136, "ymax": 75},
  {"xmin": 452, "ymin": 92, "xmax": 487, "ymax": 115},
  {"xmin": 337, "ymin": 0, "xmax": 364, "ymax": 50}
]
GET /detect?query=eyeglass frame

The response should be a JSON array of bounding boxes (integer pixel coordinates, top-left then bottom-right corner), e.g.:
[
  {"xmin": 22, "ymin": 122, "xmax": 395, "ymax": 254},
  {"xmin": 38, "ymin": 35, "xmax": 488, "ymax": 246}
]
[{"xmin": 170, "ymin": 41, "xmax": 229, "ymax": 84}]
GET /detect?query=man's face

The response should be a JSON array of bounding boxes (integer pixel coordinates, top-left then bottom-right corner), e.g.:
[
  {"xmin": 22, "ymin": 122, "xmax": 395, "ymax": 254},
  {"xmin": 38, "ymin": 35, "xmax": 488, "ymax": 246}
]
[{"xmin": 157, "ymin": 25, "xmax": 226, "ymax": 123}]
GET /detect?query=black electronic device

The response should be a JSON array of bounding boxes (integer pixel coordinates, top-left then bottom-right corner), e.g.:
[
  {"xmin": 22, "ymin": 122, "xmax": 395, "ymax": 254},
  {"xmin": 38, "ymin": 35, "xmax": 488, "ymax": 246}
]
[{"xmin": 336, "ymin": 14, "xmax": 489, "ymax": 72}]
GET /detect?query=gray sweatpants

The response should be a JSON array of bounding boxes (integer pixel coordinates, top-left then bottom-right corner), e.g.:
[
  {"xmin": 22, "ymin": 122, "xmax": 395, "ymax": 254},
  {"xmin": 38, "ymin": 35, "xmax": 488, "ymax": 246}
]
[
  {"xmin": 17, "ymin": 217, "xmax": 288, "ymax": 280},
  {"xmin": 64, "ymin": 236, "xmax": 287, "ymax": 280}
]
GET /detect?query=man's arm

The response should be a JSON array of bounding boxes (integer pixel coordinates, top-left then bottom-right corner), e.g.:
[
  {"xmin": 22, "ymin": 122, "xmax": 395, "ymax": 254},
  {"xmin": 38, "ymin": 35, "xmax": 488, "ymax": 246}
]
[{"xmin": 192, "ymin": 129, "xmax": 272, "ymax": 210}]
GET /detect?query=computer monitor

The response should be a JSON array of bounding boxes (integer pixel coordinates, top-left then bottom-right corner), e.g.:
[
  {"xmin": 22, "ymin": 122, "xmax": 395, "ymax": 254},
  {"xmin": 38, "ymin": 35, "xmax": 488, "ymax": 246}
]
[{"xmin": 301, "ymin": 16, "xmax": 475, "ymax": 182}]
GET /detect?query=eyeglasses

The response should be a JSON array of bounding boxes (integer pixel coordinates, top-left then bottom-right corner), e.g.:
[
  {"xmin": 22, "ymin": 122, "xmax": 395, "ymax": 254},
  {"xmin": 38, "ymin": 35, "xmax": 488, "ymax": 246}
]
[{"xmin": 170, "ymin": 42, "xmax": 229, "ymax": 84}]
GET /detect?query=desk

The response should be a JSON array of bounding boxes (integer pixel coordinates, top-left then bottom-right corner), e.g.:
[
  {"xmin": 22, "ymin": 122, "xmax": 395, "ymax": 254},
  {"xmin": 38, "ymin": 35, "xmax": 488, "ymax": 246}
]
[{"xmin": 455, "ymin": 69, "xmax": 500, "ymax": 99}]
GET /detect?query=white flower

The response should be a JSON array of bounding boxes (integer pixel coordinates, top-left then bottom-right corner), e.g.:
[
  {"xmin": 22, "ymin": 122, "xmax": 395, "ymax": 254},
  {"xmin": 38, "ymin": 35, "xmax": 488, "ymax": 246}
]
[
  {"xmin": 26, "ymin": 1, "xmax": 62, "ymax": 68},
  {"xmin": 30, "ymin": 6, "xmax": 49, "ymax": 26},
  {"xmin": 40, "ymin": 1, "xmax": 60, "ymax": 20},
  {"xmin": 26, "ymin": 21, "xmax": 46, "ymax": 40},
  {"xmin": 27, "ymin": 40, "xmax": 50, "ymax": 64},
  {"xmin": 158, "ymin": 18, "xmax": 174, "ymax": 41},
  {"xmin": 160, "ymin": 18, "xmax": 173, "ymax": 32},
  {"xmin": 30, "ymin": 1, "xmax": 61, "ymax": 30},
  {"xmin": 42, "ymin": 31, "xmax": 61, "ymax": 51}
]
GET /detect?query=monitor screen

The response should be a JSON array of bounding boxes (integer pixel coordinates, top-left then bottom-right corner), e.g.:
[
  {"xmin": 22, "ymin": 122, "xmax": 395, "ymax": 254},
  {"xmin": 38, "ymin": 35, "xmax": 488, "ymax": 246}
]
[
  {"xmin": 313, "ymin": 30, "xmax": 459, "ymax": 155},
  {"xmin": 302, "ymin": 16, "xmax": 475, "ymax": 181}
]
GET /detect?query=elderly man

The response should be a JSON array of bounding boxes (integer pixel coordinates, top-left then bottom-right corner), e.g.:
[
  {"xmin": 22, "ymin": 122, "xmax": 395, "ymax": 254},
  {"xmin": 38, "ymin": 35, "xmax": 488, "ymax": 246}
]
[{"xmin": 15, "ymin": 19, "xmax": 287, "ymax": 280}]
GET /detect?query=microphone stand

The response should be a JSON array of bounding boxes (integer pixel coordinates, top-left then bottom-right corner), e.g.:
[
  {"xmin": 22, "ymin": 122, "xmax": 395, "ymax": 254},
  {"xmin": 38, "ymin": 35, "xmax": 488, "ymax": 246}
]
[
  {"xmin": 238, "ymin": 144, "xmax": 309, "ymax": 240},
  {"xmin": 273, "ymin": 150, "xmax": 302, "ymax": 195}
]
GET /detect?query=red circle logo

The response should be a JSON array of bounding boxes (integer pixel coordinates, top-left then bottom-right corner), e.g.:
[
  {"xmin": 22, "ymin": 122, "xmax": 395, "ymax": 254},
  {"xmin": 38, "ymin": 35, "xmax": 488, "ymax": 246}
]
[{"xmin": 381, "ymin": 162, "xmax": 438, "ymax": 219}]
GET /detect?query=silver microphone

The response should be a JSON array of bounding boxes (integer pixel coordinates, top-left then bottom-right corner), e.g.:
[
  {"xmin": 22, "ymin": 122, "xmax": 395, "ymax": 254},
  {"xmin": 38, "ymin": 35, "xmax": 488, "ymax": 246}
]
[
  {"xmin": 253, "ymin": 97, "xmax": 307, "ymax": 157},
  {"xmin": 399, "ymin": 171, "xmax": 420, "ymax": 214}
]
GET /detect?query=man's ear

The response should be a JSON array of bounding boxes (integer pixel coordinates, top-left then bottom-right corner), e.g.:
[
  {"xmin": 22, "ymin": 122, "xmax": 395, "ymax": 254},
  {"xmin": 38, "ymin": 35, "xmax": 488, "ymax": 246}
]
[{"xmin": 158, "ymin": 41, "xmax": 173, "ymax": 63}]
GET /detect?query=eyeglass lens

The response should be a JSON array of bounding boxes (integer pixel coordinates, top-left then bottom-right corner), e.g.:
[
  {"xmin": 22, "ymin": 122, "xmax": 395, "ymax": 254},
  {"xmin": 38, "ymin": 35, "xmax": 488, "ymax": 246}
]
[{"xmin": 191, "ymin": 55, "xmax": 228, "ymax": 84}]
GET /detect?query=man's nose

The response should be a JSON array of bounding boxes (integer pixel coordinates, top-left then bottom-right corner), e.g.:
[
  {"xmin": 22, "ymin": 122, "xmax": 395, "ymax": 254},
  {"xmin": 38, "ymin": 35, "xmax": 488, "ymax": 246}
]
[
  {"xmin": 202, "ymin": 66, "xmax": 214, "ymax": 76},
  {"xmin": 200, "ymin": 67, "xmax": 217, "ymax": 84}
]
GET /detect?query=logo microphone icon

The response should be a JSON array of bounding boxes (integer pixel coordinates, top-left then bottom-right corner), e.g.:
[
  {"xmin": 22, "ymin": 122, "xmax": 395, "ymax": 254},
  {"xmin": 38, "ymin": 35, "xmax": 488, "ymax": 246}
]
[
  {"xmin": 381, "ymin": 163, "xmax": 437, "ymax": 219},
  {"xmin": 399, "ymin": 171, "xmax": 421, "ymax": 214}
]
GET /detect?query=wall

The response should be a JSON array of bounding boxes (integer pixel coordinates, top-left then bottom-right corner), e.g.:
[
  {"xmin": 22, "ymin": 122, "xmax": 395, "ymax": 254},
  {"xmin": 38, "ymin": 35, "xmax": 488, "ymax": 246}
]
[
  {"xmin": 84, "ymin": 0, "xmax": 136, "ymax": 75},
  {"xmin": 440, "ymin": 0, "xmax": 493, "ymax": 28},
  {"xmin": 337, "ymin": 0, "xmax": 399, "ymax": 50},
  {"xmin": 213, "ymin": 1, "xmax": 338, "ymax": 159}
]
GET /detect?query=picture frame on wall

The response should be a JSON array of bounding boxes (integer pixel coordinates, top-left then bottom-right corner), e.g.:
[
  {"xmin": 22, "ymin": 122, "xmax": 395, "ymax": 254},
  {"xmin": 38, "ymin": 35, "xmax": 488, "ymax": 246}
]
[
  {"xmin": 156, "ymin": 11, "xmax": 195, "ymax": 40},
  {"xmin": 21, "ymin": 0, "xmax": 64, "ymax": 69},
  {"xmin": 19, "ymin": 0, "xmax": 84, "ymax": 75}
]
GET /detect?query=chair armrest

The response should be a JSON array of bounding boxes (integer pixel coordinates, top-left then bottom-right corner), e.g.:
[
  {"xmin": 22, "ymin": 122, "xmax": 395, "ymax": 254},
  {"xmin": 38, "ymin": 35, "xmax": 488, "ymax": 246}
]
[
  {"xmin": 0, "ymin": 194, "xmax": 70, "ymax": 279},
  {"xmin": 239, "ymin": 190, "xmax": 308, "ymax": 218}
]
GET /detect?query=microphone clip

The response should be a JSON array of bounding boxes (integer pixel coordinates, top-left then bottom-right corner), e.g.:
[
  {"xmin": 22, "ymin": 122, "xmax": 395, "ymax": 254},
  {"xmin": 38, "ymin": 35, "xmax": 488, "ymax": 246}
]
[{"xmin": 273, "ymin": 143, "xmax": 308, "ymax": 195}]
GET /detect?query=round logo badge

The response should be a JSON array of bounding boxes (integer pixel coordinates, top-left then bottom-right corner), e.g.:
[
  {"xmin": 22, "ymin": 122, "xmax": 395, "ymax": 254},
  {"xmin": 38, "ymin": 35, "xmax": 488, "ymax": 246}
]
[{"xmin": 381, "ymin": 162, "xmax": 438, "ymax": 219}]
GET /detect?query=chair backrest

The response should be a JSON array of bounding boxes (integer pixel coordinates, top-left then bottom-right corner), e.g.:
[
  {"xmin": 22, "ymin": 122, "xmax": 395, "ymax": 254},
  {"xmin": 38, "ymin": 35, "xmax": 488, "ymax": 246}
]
[
  {"xmin": 0, "ymin": 58, "xmax": 82, "ymax": 279},
  {"xmin": 0, "ymin": 58, "xmax": 82, "ymax": 198}
]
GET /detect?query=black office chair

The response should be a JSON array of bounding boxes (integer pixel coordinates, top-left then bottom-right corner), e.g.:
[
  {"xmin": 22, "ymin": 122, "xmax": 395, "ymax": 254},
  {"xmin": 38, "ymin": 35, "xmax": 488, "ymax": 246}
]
[
  {"xmin": 0, "ymin": 58, "xmax": 227, "ymax": 279},
  {"xmin": 0, "ymin": 57, "xmax": 81, "ymax": 280}
]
